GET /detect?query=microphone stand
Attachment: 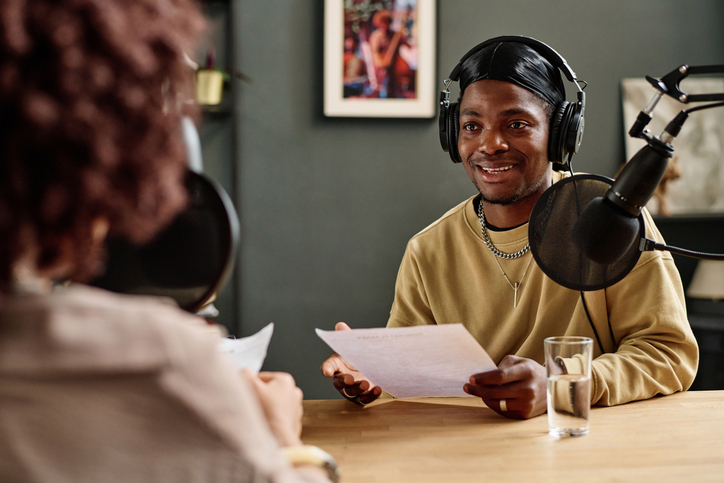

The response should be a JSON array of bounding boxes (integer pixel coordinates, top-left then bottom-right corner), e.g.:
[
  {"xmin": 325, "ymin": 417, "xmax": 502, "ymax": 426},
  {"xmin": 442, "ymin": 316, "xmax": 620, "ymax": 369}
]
[{"xmin": 627, "ymin": 64, "xmax": 724, "ymax": 261}]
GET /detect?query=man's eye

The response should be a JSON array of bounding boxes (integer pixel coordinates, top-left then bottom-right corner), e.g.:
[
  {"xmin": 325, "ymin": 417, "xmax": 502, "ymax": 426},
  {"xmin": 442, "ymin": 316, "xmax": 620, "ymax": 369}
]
[
  {"xmin": 510, "ymin": 121, "xmax": 525, "ymax": 129},
  {"xmin": 463, "ymin": 124, "xmax": 477, "ymax": 131}
]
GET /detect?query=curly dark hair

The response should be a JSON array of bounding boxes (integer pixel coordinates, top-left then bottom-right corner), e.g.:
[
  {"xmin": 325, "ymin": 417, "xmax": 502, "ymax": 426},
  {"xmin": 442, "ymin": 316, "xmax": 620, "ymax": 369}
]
[{"xmin": 0, "ymin": 0, "xmax": 205, "ymax": 292}]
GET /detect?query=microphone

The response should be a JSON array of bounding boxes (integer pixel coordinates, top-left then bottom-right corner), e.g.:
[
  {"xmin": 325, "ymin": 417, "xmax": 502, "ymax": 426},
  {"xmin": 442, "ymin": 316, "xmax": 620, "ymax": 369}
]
[
  {"xmin": 571, "ymin": 112, "xmax": 686, "ymax": 265},
  {"xmin": 530, "ymin": 64, "xmax": 724, "ymax": 292}
]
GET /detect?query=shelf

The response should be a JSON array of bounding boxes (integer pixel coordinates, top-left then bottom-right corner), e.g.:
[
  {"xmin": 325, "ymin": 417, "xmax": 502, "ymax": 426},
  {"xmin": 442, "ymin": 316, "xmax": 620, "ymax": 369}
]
[{"xmin": 197, "ymin": 0, "xmax": 239, "ymax": 335}]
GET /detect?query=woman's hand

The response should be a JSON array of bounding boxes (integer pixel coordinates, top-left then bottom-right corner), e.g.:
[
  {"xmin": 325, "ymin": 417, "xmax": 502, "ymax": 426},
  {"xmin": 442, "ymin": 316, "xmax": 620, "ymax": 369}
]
[{"xmin": 242, "ymin": 370, "xmax": 305, "ymax": 447}]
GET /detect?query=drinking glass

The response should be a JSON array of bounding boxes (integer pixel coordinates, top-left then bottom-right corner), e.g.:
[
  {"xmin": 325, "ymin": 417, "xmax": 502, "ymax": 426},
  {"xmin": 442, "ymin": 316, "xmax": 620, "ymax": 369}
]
[{"xmin": 544, "ymin": 336, "xmax": 593, "ymax": 437}]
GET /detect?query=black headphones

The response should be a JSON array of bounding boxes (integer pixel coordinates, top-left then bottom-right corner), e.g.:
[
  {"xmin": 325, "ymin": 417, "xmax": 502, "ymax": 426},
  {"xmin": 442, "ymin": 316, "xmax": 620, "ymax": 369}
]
[
  {"xmin": 439, "ymin": 35, "xmax": 586, "ymax": 164},
  {"xmin": 90, "ymin": 119, "xmax": 240, "ymax": 313}
]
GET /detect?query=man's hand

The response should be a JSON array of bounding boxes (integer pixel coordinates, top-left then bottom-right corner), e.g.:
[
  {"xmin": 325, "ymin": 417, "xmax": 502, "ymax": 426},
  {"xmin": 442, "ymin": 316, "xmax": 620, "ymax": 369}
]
[
  {"xmin": 463, "ymin": 355, "xmax": 547, "ymax": 419},
  {"xmin": 242, "ymin": 370, "xmax": 304, "ymax": 447},
  {"xmin": 320, "ymin": 322, "xmax": 382, "ymax": 405}
]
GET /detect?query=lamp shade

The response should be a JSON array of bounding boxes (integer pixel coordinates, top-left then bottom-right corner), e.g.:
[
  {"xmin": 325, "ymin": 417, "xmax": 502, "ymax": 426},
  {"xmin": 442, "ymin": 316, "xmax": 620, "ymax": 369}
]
[{"xmin": 686, "ymin": 260, "xmax": 724, "ymax": 300}]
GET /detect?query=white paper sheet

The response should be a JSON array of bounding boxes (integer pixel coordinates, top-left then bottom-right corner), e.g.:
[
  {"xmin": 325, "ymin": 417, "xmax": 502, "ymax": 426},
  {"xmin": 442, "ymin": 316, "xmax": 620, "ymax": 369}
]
[
  {"xmin": 219, "ymin": 322, "xmax": 274, "ymax": 373},
  {"xmin": 316, "ymin": 324, "xmax": 497, "ymax": 398}
]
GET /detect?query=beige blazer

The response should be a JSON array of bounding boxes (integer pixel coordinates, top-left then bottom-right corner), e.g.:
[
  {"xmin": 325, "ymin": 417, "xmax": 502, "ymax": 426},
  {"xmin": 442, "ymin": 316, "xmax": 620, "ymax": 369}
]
[{"xmin": 0, "ymin": 284, "xmax": 321, "ymax": 483}]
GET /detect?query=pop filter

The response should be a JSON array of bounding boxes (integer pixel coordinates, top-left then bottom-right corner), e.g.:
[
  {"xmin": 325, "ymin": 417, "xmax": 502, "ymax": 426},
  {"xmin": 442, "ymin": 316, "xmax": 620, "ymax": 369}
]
[
  {"xmin": 529, "ymin": 174, "xmax": 644, "ymax": 291},
  {"xmin": 90, "ymin": 171, "xmax": 239, "ymax": 313}
]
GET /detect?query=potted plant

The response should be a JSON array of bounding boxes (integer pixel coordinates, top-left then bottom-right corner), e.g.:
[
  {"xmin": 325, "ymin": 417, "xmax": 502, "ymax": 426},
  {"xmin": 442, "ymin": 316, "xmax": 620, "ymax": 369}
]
[{"xmin": 196, "ymin": 49, "xmax": 229, "ymax": 105}]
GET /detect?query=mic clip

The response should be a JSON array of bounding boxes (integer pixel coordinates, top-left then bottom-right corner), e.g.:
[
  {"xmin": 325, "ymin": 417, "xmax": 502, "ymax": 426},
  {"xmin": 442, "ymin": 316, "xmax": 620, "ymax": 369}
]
[{"xmin": 648, "ymin": 64, "xmax": 724, "ymax": 104}]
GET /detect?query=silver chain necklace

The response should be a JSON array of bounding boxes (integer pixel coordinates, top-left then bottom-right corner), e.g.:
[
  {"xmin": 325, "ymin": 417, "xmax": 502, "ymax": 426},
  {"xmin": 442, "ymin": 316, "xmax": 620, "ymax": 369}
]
[
  {"xmin": 477, "ymin": 200, "xmax": 533, "ymax": 308},
  {"xmin": 491, "ymin": 251, "xmax": 533, "ymax": 308},
  {"xmin": 476, "ymin": 200, "xmax": 530, "ymax": 259}
]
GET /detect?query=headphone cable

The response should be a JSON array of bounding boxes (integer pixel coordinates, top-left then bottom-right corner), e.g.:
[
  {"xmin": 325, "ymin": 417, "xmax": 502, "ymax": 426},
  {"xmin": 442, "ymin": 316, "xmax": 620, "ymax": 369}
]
[{"xmin": 564, "ymin": 154, "xmax": 607, "ymax": 355}]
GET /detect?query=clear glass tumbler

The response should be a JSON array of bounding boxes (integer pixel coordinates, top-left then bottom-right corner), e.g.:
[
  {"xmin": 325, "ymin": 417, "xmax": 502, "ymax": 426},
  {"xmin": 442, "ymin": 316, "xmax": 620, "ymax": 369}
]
[{"xmin": 544, "ymin": 336, "xmax": 593, "ymax": 437}]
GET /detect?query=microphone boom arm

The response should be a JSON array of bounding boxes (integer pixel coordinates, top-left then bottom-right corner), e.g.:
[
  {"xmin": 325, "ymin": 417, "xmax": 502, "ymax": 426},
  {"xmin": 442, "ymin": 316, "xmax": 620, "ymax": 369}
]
[
  {"xmin": 629, "ymin": 64, "xmax": 724, "ymax": 140},
  {"xmin": 647, "ymin": 64, "xmax": 724, "ymax": 104}
]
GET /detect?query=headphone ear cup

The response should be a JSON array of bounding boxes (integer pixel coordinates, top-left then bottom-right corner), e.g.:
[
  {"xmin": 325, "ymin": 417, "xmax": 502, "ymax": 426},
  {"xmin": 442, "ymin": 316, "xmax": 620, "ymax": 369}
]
[
  {"xmin": 448, "ymin": 103, "xmax": 461, "ymax": 163},
  {"xmin": 439, "ymin": 100, "xmax": 451, "ymax": 153},
  {"xmin": 564, "ymin": 102, "xmax": 585, "ymax": 158},
  {"xmin": 439, "ymin": 100, "xmax": 461, "ymax": 163},
  {"xmin": 548, "ymin": 101, "xmax": 570, "ymax": 163}
]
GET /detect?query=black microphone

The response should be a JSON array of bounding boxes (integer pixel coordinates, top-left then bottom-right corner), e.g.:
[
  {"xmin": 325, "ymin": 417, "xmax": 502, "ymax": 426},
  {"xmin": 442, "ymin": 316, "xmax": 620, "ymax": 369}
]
[{"xmin": 571, "ymin": 112, "xmax": 687, "ymax": 264}]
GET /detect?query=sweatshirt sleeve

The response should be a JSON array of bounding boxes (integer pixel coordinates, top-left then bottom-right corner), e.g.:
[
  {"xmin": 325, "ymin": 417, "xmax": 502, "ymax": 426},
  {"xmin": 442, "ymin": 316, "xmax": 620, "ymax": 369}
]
[{"xmin": 589, "ymin": 211, "xmax": 699, "ymax": 406}]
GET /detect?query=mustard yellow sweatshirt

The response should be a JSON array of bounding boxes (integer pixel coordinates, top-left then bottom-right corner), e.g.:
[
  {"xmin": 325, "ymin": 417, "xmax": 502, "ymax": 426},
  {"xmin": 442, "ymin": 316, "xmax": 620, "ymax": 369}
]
[{"xmin": 387, "ymin": 175, "xmax": 698, "ymax": 407}]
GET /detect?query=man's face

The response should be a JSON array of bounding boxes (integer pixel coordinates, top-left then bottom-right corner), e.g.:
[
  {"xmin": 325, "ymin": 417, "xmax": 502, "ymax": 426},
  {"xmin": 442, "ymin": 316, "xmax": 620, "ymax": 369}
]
[{"xmin": 458, "ymin": 79, "xmax": 552, "ymax": 206}]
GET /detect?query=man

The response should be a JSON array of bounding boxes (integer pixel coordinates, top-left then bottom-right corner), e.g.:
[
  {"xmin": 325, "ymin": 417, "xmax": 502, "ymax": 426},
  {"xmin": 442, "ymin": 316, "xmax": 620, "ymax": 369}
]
[{"xmin": 321, "ymin": 37, "xmax": 698, "ymax": 419}]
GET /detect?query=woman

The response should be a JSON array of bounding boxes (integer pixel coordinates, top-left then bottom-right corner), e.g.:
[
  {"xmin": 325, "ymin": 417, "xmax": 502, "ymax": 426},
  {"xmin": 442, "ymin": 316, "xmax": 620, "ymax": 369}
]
[{"xmin": 0, "ymin": 1, "xmax": 332, "ymax": 481}]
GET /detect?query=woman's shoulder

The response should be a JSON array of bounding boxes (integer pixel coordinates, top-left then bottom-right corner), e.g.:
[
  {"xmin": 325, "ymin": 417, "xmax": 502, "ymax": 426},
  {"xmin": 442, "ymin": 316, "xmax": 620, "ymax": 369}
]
[{"xmin": 0, "ymin": 284, "xmax": 218, "ymax": 375}]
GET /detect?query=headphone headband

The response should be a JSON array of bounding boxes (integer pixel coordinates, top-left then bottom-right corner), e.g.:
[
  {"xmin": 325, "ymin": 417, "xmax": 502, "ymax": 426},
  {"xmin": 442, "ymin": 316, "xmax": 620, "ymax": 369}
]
[{"xmin": 448, "ymin": 35, "xmax": 579, "ymax": 87}]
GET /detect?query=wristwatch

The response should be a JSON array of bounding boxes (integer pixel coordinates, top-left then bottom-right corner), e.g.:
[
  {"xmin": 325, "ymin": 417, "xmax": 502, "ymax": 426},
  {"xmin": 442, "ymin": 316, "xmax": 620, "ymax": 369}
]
[{"xmin": 282, "ymin": 445, "xmax": 339, "ymax": 482}]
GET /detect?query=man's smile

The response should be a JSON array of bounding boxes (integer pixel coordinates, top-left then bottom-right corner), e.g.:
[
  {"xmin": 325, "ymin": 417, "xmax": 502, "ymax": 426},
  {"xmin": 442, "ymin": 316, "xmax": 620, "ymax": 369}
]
[{"xmin": 481, "ymin": 165, "xmax": 515, "ymax": 174}]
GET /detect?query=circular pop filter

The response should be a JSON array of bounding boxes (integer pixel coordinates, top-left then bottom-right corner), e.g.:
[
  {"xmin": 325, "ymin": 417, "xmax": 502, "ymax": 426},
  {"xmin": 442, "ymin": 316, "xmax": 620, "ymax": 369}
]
[
  {"xmin": 90, "ymin": 171, "xmax": 239, "ymax": 313},
  {"xmin": 528, "ymin": 174, "xmax": 644, "ymax": 291}
]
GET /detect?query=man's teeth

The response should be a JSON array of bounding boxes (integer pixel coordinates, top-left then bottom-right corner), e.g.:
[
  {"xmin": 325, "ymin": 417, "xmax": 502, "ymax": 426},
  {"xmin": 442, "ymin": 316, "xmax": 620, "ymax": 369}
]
[{"xmin": 482, "ymin": 165, "xmax": 514, "ymax": 173}]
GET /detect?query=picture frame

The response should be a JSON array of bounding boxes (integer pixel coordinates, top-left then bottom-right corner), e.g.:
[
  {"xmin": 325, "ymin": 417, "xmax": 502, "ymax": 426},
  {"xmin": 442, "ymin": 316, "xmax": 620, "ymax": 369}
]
[
  {"xmin": 621, "ymin": 77, "xmax": 724, "ymax": 216},
  {"xmin": 323, "ymin": 0, "xmax": 437, "ymax": 118}
]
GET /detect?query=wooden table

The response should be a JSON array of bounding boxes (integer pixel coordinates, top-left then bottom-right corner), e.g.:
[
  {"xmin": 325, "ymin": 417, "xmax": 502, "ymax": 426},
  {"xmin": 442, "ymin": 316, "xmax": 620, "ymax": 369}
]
[{"xmin": 302, "ymin": 391, "xmax": 724, "ymax": 482}]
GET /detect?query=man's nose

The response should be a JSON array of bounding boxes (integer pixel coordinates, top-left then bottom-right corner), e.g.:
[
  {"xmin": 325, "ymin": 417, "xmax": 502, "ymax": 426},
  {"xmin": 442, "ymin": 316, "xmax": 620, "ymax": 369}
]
[{"xmin": 478, "ymin": 129, "xmax": 509, "ymax": 155}]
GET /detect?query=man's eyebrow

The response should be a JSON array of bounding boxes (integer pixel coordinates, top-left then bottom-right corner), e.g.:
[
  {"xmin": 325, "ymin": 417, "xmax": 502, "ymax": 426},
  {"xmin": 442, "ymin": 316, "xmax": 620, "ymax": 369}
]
[
  {"xmin": 459, "ymin": 107, "xmax": 538, "ymax": 118},
  {"xmin": 498, "ymin": 108, "xmax": 536, "ymax": 117},
  {"xmin": 459, "ymin": 107, "xmax": 481, "ymax": 117}
]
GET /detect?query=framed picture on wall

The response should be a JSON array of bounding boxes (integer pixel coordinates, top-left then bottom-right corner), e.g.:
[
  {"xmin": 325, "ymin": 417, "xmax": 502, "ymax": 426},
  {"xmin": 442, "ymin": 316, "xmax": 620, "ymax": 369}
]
[
  {"xmin": 323, "ymin": 0, "xmax": 436, "ymax": 118},
  {"xmin": 621, "ymin": 78, "xmax": 724, "ymax": 216}
]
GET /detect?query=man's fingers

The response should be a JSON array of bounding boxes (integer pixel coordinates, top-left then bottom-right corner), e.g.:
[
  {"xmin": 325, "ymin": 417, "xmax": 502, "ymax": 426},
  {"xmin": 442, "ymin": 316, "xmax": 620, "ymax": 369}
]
[
  {"xmin": 498, "ymin": 354, "xmax": 523, "ymax": 369},
  {"xmin": 339, "ymin": 382, "xmax": 381, "ymax": 404},
  {"xmin": 470, "ymin": 359, "xmax": 530, "ymax": 385},
  {"xmin": 331, "ymin": 373, "xmax": 377, "ymax": 398},
  {"xmin": 332, "ymin": 373, "xmax": 359, "ymax": 391},
  {"xmin": 321, "ymin": 357, "xmax": 340, "ymax": 377},
  {"xmin": 469, "ymin": 357, "xmax": 521, "ymax": 385},
  {"xmin": 466, "ymin": 357, "xmax": 547, "ymax": 420},
  {"xmin": 466, "ymin": 374, "xmax": 545, "ymax": 411},
  {"xmin": 333, "ymin": 376, "xmax": 362, "ymax": 396},
  {"xmin": 357, "ymin": 386, "xmax": 382, "ymax": 405},
  {"xmin": 321, "ymin": 354, "xmax": 355, "ymax": 377},
  {"xmin": 464, "ymin": 381, "xmax": 513, "ymax": 400},
  {"xmin": 470, "ymin": 368, "xmax": 506, "ymax": 386},
  {"xmin": 320, "ymin": 323, "xmax": 353, "ymax": 377},
  {"xmin": 334, "ymin": 372, "xmax": 370, "ymax": 389},
  {"xmin": 322, "ymin": 322, "xmax": 381, "ymax": 406},
  {"xmin": 464, "ymin": 382, "xmax": 490, "ymax": 399}
]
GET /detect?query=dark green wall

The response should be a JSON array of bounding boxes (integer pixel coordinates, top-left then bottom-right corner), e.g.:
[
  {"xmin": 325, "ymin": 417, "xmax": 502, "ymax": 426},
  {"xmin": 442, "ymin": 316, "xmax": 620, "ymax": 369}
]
[{"xmin": 206, "ymin": 1, "xmax": 724, "ymax": 399}]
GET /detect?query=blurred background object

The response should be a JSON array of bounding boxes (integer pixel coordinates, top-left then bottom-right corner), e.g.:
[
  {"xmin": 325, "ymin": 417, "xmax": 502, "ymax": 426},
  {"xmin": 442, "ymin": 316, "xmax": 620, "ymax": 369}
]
[{"xmin": 686, "ymin": 259, "xmax": 724, "ymax": 390}]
